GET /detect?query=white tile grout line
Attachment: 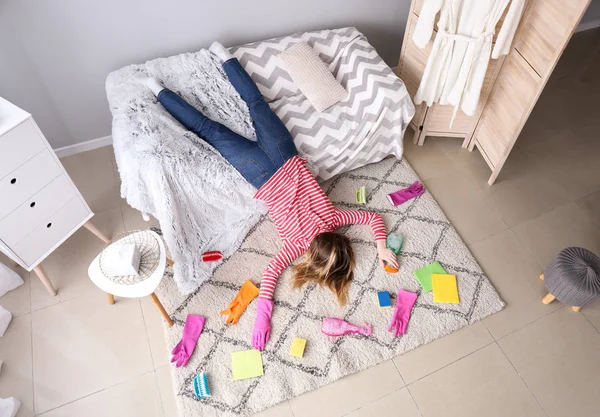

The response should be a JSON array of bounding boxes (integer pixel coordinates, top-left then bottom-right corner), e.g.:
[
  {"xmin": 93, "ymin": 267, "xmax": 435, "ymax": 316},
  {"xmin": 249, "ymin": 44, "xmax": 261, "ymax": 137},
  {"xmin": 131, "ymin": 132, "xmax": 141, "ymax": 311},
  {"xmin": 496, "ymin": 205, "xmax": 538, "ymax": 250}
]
[
  {"xmin": 507, "ymin": 210, "xmax": 569, "ymax": 270},
  {"xmin": 494, "ymin": 340, "xmax": 550, "ymax": 417},
  {"xmin": 285, "ymin": 399, "xmax": 297, "ymax": 417},
  {"xmin": 333, "ymin": 360, "xmax": 408, "ymax": 417},
  {"xmin": 153, "ymin": 369, "xmax": 168, "ymax": 417},
  {"xmin": 29, "ymin": 312, "xmax": 35, "ymax": 415},
  {"xmin": 403, "ymin": 385, "xmax": 424, "ymax": 417},
  {"xmin": 403, "ymin": 339, "xmax": 497, "ymax": 387},
  {"xmin": 573, "ymin": 198, "xmax": 600, "ymax": 229},
  {"xmin": 34, "ymin": 369, "xmax": 159, "ymax": 416},
  {"xmin": 580, "ymin": 309, "xmax": 600, "ymax": 335},
  {"xmin": 138, "ymin": 298, "xmax": 160, "ymax": 369},
  {"xmin": 340, "ymin": 386, "xmax": 414, "ymax": 417},
  {"xmin": 390, "ymin": 356, "xmax": 420, "ymax": 416},
  {"xmin": 436, "ymin": 139, "xmax": 510, "ymax": 229},
  {"xmin": 390, "ymin": 357, "xmax": 407, "ymax": 387},
  {"xmin": 27, "ymin": 269, "xmax": 32, "ymax": 319},
  {"xmin": 486, "ymin": 304, "xmax": 567, "ymax": 343}
]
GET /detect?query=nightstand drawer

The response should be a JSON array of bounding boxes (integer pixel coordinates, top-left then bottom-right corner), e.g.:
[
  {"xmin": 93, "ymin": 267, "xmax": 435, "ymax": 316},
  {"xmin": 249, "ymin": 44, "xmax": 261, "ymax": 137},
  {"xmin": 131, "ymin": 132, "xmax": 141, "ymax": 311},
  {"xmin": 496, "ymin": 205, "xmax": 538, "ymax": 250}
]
[
  {"xmin": 0, "ymin": 175, "xmax": 78, "ymax": 247},
  {"xmin": 0, "ymin": 119, "xmax": 46, "ymax": 180},
  {"xmin": 0, "ymin": 149, "xmax": 62, "ymax": 220},
  {"xmin": 12, "ymin": 197, "xmax": 89, "ymax": 266}
]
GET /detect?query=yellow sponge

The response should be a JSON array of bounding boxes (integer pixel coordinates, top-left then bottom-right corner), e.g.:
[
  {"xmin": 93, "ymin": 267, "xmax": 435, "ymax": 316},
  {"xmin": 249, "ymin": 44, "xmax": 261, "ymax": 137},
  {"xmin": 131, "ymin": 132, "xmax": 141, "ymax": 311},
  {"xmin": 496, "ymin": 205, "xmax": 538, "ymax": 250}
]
[
  {"xmin": 431, "ymin": 273, "xmax": 460, "ymax": 304},
  {"xmin": 289, "ymin": 338, "xmax": 307, "ymax": 358}
]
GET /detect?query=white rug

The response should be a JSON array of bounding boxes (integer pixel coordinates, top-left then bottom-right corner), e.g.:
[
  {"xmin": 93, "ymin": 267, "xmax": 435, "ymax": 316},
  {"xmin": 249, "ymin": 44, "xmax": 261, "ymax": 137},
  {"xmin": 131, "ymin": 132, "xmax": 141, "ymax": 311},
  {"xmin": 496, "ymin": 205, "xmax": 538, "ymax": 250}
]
[{"xmin": 154, "ymin": 157, "xmax": 505, "ymax": 417}]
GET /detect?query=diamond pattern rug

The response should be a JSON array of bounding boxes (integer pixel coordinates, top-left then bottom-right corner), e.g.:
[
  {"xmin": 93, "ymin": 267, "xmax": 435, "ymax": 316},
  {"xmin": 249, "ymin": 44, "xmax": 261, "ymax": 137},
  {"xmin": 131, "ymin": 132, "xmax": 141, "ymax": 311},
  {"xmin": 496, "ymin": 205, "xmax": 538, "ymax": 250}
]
[{"xmin": 153, "ymin": 157, "xmax": 504, "ymax": 416}]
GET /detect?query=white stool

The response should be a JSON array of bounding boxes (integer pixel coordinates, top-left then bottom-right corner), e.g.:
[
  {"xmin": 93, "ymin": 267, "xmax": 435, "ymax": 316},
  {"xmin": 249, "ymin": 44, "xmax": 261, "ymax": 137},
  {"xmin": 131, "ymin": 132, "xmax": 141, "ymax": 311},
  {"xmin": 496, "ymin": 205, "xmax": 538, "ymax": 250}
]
[{"xmin": 87, "ymin": 230, "xmax": 173, "ymax": 326}]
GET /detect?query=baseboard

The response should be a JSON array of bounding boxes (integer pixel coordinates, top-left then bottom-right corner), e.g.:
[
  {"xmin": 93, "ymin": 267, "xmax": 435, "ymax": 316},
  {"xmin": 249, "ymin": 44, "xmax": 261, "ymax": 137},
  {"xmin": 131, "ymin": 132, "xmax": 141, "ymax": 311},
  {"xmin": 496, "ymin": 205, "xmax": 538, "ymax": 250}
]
[
  {"xmin": 53, "ymin": 135, "xmax": 113, "ymax": 158},
  {"xmin": 576, "ymin": 18, "xmax": 600, "ymax": 32}
]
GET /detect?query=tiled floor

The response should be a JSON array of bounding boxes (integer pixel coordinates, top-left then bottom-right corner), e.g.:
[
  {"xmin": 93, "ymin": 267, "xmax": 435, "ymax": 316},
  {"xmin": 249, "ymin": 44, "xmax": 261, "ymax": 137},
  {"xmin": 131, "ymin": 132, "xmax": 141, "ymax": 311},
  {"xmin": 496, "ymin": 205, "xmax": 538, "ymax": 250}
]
[{"xmin": 1, "ymin": 28, "xmax": 600, "ymax": 417}]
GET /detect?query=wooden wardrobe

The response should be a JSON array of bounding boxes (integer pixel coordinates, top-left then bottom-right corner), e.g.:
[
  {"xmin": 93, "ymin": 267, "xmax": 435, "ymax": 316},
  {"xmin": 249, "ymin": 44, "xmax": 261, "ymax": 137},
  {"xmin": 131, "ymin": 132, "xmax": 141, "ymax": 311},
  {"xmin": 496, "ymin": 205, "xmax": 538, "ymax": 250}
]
[{"xmin": 397, "ymin": 0, "xmax": 591, "ymax": 184}]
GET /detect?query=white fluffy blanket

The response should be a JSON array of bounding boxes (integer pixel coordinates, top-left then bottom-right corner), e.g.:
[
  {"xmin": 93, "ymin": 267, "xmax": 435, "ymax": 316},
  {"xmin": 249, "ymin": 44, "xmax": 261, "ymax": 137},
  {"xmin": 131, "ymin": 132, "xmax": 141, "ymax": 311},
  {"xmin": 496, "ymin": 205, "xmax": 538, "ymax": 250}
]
[{"xmin": 106, "ymin": 51, "xmax": 266, "ymax": 295}]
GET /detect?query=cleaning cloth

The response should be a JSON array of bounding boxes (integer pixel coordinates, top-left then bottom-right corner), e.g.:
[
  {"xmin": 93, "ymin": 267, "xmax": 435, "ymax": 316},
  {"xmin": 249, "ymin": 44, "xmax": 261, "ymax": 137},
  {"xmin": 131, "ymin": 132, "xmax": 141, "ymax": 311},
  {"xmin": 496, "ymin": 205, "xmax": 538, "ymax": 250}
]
[
  {"xmin": 413, "ymin": 261, "xmax": 446, "ymax": 292},
  {"xmin": 0, "ymin": 306, "xmax": 12, "ymax": 338},
  {"xmin": 0, "ymin": 397, "xmax": 20, "ymax": 417},
  {"xmin": 0, "ymin": 263, "xmax": 24, "ymax": 297},
  {"xmin": 387, "ymin": 181, "xmax": 425, "ymax": 206}
]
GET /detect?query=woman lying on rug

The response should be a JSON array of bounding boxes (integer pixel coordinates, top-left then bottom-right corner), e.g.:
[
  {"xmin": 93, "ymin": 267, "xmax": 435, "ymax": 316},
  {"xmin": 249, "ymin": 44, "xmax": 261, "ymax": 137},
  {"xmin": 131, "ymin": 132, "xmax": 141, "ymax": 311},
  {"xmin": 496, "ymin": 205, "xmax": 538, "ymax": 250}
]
[{"xmin": 136, "ymin": 42, "xmax": 398, "ymax": 350}]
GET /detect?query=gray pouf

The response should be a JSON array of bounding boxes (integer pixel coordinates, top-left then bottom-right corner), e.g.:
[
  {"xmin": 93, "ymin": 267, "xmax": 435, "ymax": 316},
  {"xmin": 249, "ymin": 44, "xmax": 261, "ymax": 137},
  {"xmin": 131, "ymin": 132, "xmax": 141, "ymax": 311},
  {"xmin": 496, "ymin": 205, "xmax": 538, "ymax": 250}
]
[{"xmin": 544, "ymin": 247, "xmax": 600, "ymax": 307}]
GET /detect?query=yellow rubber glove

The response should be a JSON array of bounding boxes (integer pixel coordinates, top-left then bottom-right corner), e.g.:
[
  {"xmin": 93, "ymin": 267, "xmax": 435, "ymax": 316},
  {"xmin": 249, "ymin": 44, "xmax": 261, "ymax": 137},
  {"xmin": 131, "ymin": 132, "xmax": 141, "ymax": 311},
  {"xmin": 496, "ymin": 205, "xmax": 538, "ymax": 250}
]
[{"xmin": 220, "ymin": 280, "xmax": 260, "ymax": 325}]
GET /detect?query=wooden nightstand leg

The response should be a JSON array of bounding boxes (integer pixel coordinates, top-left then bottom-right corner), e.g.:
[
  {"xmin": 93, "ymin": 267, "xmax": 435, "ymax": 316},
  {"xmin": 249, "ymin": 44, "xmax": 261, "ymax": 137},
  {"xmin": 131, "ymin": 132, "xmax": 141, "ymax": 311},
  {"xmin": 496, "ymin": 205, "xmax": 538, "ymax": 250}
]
[
  {"xmin": 150, "ymin": 292, "xmax": 173, "ymax": 327},
  {"xmin": 572, "ymin": 306, "xmax": 581, "ymax": 312},
  {"xmin": 542, "ymin": 292, "xmax": 556, "ymax": 305},
  {"xmin": 83, "ymin": 221, "xmax": 110, "ymax": 244},
  {"xmin": 539, "ymin": 273, "xmax": 544, "ymax": 281},
  {"xmin": 107, "ymin": 293, "xmax": 115, "ymax": 305},
  {"xmin": 33, "ymin": 264, "xmax": 57, "ymax": 296}
]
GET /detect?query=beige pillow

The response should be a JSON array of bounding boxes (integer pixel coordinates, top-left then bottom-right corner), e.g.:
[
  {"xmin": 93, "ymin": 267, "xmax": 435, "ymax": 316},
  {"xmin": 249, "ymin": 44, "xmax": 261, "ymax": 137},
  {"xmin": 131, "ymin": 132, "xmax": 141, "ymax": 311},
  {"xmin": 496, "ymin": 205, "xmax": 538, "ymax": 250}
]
[{"xmin": 279, "ymin": 42, "xmax": 347, "ymax": 112}]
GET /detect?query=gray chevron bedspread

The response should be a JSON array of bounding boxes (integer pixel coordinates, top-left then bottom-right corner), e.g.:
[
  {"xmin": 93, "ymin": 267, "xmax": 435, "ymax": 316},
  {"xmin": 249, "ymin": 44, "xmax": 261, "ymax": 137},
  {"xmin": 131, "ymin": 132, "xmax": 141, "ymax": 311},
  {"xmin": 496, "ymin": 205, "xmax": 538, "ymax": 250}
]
[
  {"xmin": 106, "ymin": 27, "xmax": 414, "ymax": 294},
  {"xmin": 232, "ymin": 27, "xmax": 415, "ymax": 180}
]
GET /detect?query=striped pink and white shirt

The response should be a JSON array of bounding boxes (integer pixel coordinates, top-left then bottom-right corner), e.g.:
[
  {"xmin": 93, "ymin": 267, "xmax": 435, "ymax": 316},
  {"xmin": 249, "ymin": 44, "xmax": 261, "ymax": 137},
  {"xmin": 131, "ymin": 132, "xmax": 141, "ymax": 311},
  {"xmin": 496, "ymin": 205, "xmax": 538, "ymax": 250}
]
[{"xmin": 254, "ymin": 156, "xmax": 387, "ymax": 299}]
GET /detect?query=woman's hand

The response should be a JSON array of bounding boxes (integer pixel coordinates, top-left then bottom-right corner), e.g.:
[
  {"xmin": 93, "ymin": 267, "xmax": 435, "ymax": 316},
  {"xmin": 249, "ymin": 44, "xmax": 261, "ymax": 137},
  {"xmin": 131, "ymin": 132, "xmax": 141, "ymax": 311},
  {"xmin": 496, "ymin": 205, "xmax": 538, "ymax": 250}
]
[{"xmin": 377, "ymin": 240, "xmax": 399, "ymax": 270}]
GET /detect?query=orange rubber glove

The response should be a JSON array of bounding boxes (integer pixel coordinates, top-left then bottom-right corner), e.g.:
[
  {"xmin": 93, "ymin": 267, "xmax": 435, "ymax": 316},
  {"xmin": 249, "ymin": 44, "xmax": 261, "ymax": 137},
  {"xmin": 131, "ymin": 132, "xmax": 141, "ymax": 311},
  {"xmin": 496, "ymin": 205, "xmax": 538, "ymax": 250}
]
[{"xmin": 220, "ymin": 280, "xmax": 260, "ymax": 325}]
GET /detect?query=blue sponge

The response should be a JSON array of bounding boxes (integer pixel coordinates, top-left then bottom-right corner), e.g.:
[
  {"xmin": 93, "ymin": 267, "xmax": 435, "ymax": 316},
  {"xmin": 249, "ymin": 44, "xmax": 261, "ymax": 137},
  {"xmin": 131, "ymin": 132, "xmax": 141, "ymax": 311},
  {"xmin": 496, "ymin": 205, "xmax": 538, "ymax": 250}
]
[
  {"xmin": 377, "ymin": 291, "xmax": 392, "ymax": 309},
  {"xmin": 193, "ymin": 372, "xmax": 211, "ymax": 398}
]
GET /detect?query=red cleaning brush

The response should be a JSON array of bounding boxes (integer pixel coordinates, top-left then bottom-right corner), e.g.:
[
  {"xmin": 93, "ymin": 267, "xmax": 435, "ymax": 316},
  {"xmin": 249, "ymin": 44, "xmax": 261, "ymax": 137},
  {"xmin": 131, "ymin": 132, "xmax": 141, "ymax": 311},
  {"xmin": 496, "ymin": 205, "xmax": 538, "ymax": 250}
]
[{"xmin": 201, "ymin": 251, "xmax": 223, "ymax": 262}]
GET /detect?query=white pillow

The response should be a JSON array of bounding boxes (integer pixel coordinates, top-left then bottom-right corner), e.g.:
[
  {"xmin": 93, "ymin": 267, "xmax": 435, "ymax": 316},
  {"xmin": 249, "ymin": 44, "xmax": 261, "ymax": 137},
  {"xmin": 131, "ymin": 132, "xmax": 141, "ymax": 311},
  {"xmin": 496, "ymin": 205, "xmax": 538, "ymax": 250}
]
[{"xmin": 279, "ymin": 42, "xmax": 347, "ymax": 112}]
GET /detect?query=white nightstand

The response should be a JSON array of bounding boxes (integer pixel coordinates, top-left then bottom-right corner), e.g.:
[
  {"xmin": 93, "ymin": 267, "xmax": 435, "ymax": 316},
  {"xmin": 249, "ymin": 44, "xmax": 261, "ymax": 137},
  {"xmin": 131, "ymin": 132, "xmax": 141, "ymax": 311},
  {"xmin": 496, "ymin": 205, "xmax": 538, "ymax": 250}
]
[{"xmin": 0, "ymin": 97, "xmax": 110, "ymax": 296}]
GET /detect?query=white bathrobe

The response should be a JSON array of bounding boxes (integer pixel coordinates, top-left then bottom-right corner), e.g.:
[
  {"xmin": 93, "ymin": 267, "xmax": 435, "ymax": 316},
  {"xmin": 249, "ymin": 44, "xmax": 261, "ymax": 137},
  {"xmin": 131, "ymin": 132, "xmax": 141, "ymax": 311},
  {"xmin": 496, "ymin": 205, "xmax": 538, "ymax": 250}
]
[{"xmin": 413, "ymin": 0, "xmax": 525, "ymax": 122}]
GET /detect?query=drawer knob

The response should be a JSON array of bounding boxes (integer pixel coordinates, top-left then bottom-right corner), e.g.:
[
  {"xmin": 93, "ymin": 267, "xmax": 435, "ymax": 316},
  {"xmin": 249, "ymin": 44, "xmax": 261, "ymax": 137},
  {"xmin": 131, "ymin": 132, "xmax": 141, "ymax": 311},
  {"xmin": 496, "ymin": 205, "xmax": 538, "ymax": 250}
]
[
  {"xmin": 30, "ymin": 202, "xmax": 36, "ymax": 208},
  {"xmin": 47, "ymin": 223, "xmax": 52, "ymax": 228},
  {"xmin": 10, "ymin": 178, "xmax": 17, "ymax": 184}
]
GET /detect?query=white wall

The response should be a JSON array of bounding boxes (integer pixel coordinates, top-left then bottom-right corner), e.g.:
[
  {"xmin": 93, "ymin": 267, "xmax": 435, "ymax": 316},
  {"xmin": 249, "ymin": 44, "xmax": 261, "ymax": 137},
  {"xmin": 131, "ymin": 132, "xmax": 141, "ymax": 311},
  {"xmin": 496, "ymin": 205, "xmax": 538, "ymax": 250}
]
[
  {"xmin": 2, "ymin": 0, "xmax": 599, "ymax": 149},
  {"xmin": 0, "ymin": 18, "xmax": 74, "ymax": 148},
  {"xmin": 0, "ymin": 0, "xmax": 411, "ymax": 148}
]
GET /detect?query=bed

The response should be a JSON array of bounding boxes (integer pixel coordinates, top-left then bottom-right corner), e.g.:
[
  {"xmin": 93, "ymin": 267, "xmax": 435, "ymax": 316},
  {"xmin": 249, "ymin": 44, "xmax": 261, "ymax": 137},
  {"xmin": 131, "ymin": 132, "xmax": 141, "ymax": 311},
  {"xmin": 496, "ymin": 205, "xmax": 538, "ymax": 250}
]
[{"xmin": 105, "ymin": 27, "xmax": 414, "ymax": 294}]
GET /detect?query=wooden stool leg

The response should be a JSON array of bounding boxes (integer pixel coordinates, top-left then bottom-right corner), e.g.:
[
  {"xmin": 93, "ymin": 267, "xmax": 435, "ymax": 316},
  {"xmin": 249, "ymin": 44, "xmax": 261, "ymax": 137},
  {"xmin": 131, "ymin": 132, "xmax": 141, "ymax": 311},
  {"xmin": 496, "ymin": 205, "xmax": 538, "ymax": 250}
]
[
  {"xmin": 107, "ymin": 293, "xmax": 115, "ymax": 305},
  {"xmin": 572, "ymin": 306, "xmax": 581, "ymax": 312},
  {"xmin": 539, "ymin": 273, "xmax": 544, "ymax": 281},
  {"xmin": 542, "ymin": 292, "xmax": 556, "ymax": 305},
  {"xmin": 83, "ymin": 221, "xmax": 110, "ymax": 244},
  {"xmin": 150, "ymin": 292, "xmax": 173, "ymax": 327},
  {"xmin": 33, "ymin": 264, "xmax": 57, "ymax": 296},
  {"xmin": 166, "ymin": 257, "xmax": 174, "ymax": 267}
]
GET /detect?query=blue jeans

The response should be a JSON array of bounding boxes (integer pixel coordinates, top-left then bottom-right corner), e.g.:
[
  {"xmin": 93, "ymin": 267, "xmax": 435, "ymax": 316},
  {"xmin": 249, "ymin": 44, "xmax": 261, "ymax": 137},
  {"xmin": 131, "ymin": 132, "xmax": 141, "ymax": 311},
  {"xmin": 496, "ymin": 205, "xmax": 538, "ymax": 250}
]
[{"xmin": 157, "ymin": 58, "xmax": 298, "ymax": 188}]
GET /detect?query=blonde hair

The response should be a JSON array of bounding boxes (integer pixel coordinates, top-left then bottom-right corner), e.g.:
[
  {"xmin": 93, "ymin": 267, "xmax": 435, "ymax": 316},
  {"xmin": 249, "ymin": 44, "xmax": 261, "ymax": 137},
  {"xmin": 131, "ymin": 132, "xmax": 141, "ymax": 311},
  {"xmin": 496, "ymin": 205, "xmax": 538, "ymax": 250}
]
[{"xmin": 291, "ymin": 232, "xmax": 355, "ymax": 306}]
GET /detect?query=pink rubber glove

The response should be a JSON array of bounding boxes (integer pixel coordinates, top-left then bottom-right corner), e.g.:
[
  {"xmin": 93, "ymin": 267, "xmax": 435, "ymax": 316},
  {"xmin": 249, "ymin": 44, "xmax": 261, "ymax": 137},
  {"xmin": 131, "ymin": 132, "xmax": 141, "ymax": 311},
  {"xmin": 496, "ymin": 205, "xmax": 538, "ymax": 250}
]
[
  {"xmin": 252, "ymin": 298, "xmax": 273, "ymax": 351},
  {"xmin": 171, "ymin": 314, "xmax": 206, "ymax": 367},
  {"xmin": 388, "ymin": 289, "xmax": 418, "ymax": 337},
  {"xmin": 387, "ymin": 181, "xmax": 425, "ymax": 206}
]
